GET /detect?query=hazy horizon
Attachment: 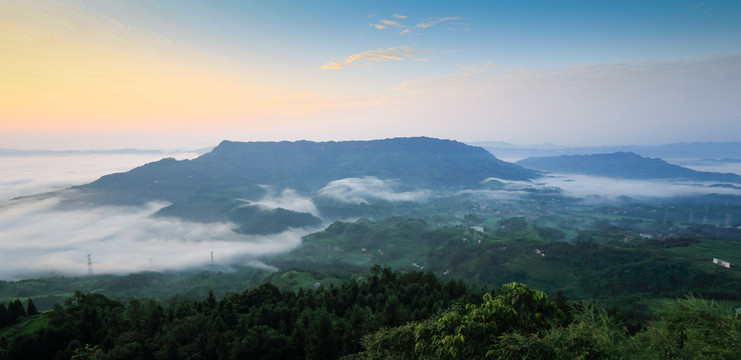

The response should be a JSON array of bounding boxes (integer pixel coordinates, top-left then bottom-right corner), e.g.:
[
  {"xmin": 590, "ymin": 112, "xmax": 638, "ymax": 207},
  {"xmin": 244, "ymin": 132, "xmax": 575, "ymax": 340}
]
[{"xmin": 3, "ymin": 137, "xmax": 741, "ymax": 153}]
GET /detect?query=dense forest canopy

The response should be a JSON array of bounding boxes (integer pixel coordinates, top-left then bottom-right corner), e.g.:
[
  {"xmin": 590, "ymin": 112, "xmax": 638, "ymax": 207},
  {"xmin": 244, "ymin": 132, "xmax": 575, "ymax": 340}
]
[{"xmin": 2, "ymin": 267, "xmax": 739, "ymax": 359}]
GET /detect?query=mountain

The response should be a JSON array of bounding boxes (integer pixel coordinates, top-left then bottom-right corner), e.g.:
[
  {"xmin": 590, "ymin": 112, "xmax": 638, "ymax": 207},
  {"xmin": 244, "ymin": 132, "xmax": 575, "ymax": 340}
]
[
  {"xmin": 517, "ymin": 152, "xmax": 741, "ymax": 182},
  {"xmin": 72, "ymin": 137, "xmax": 536, "ymax": 233},
  {"xmin": 80, "ymin": 137, "xmax": 535, "ymax": 198},
  {"xmin": 473, "ymin": 141, "xmax": 741, "ymax": 161}
]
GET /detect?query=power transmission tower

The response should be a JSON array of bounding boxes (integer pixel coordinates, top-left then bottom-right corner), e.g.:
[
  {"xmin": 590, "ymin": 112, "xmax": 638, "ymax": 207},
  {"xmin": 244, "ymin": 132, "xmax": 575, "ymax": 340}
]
[{"xmin": 87, "ymin": 254, "xmax": 93, "ymax": 276}]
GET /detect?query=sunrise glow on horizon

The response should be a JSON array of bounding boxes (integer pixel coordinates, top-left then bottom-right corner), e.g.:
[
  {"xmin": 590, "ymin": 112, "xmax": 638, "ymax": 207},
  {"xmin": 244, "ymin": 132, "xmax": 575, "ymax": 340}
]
[{"xmin": 2, "ymin": 0, "xmax": 741, "ymax": 150}]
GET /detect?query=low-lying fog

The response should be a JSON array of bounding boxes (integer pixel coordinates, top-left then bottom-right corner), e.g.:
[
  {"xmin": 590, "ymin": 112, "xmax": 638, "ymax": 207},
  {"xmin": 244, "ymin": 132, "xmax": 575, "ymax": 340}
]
[
  {"xmin": 535, "ymin": 175, "xmax": 741, "ymax": 199},
  {"xmin": 0, "ymin": 152, "xmax": 307, "ymax": 280},
  {"xmin": 1, "ymin": 154, "xmax": 740, "ymax": 280},
  {"xmin": 671, "ymin": 160, "xmax": 741, "ymax": 176},
  {"xmin": 0, "ymin": 195, "xmax": 316, "ymax": 280},
  {"xmin": 0, "ymin": 152, "xmax": 200, "ymax": 202},
  {"xmin": 318, "ymin": 177, "xmax": 432, "ymax": 204}
]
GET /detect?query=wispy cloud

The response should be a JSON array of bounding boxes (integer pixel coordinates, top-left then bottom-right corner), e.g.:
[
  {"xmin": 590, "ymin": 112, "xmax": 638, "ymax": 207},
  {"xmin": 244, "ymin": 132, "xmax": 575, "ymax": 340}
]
[
  {"xmin": 369, "ymin": 17, "xmax": 408, "ymax": 32},
  {"xmin": 320, "ymin": 46, "xmax": 426, "ymax": 70},
  {"xmin": 417, "ymin": 16, "xmax": 462, "ymax": 28},
  {"xmin": 380, "ymin": 19, "xmax": 405, "ymax": 28},
  {"xmin": 249, "ymin": 187, "xmax": 320, "ymax": 216}
]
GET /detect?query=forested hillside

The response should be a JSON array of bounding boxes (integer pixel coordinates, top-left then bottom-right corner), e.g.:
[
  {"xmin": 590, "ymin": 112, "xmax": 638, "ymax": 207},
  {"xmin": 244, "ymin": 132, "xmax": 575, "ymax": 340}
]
[
  {"xmin": 273, "ymin": 216, "xmax": 741, "ymax": 316},
  {"xmin": 1, "ymin": 268, "xmax": 739, "ymax": 359}
]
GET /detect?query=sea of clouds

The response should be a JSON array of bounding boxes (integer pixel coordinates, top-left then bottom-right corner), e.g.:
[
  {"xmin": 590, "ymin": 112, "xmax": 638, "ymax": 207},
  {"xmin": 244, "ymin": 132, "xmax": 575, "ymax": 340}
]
[
  {"xmin": 0, "ymin": 153, "xmax": 316, "ymax": 280},
  {"xmin": 0, "ymin": 153, "xmax": 199, "ymax": 202}
]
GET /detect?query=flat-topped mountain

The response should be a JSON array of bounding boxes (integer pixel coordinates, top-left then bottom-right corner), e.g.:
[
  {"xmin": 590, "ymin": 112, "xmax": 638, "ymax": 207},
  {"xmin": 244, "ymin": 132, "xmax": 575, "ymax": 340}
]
[
  {"xmin": 517, "ymin": 152, "xmax": 741, "ymax": 183},
  {"xmin": 73, "ymin": 137, "xmax": 536, "ymax": 234},
  {"xmin": 80, "ymin": 137, "xmax": 535, "ymax": 198}
]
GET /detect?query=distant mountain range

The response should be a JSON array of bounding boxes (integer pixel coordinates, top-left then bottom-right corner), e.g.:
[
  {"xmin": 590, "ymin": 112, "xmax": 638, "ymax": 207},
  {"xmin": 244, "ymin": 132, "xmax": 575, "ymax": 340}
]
[
  {"xmin": 517, "ymin": 152, "xmax": 741, "ymax": 183},
  {"xmin": 471, "ymin": 141, "xmax": 741, "ymax": 160},
  {"xmin": 72, "ymin": 137, "xmax": 536, "ymax": 234}
]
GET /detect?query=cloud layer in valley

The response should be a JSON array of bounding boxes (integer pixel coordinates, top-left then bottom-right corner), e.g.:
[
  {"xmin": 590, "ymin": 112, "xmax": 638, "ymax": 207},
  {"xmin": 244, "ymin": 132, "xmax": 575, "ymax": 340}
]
[
  {"xmin": 537, "ymin": 175, "xmax": 741, "ymax": 200},
  {"xmin": 0, "ymin": 196, "xmax": 316, "ymax": 280},
  {"xmin": 0, "ymin": 152, "xmax": 199, "ymax": 202},
  {"xmin": 250, "ymin": 187, "xmax": 320, "ymax": 216},
  {"xmin": 474, "ymin": 175, "xmax": 741, "ymax": 202},
  {"xmin": 317, "ymin": 177, "xmax": 432, "ymax": 204}
]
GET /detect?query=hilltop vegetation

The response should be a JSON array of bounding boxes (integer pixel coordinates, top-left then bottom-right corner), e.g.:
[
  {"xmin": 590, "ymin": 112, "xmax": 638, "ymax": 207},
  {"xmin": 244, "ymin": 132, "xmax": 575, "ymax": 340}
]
[{"xmin": 2, "ymin": 268, "xmax": 739, "ymax": 360}]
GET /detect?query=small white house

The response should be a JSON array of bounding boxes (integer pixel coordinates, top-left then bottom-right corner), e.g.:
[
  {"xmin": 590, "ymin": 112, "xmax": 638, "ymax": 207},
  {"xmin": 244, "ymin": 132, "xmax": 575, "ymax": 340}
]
[{"xmin": 713, "ymin": 258, "xmax": 735, "ymax": 269}]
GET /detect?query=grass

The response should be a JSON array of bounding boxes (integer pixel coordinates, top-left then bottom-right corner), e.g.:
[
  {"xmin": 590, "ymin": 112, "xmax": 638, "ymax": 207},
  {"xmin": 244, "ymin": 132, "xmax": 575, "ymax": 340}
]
[
  {"xmin": 0, "ymin": 313, "xmax": 50, "ymax": 346},
  {"xmin": 661, "ymin": 238, "xmax": 741, "ymax": 273},
  {"xmin": 264, "ymin": 270, "xmax": 347, "ymax": 291}
]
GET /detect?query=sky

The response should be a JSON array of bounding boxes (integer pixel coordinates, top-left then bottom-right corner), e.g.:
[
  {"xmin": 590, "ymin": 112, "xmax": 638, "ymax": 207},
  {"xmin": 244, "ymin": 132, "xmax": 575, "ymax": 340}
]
[{"xmin": 2, "ymin": 0, "xmax": 741, "ymax": 150}]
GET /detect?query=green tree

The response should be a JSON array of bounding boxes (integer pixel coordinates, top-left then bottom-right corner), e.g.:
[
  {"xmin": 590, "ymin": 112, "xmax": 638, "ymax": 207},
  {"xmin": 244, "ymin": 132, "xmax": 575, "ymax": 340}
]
[
  {"xmin": 7, "ymin": 299, "xmax": 26, "ymax": 323},
  {"xmin": 351, "ymin": 322, "xmax": 418, "ymax": 360},
  {"xmin": 634, "ymin": 295, "xmax": 741, "ymax": 359},
  {"xmin": 71, "ymin": 344, "xmax": 102, "ymax": 360},
  {"xmin": 0, "ymin": 303, "xmax": 9, "ymax": 327},
  {"xmin": 413, "ymin": 282, "xmax": 564, "ymax": 359},
  {"xmin": 25, "ymin": 298, "xmax": 38, "ymax": 316},
  {"xmin": 495, "ymin": 302, "xmax": 629, "ymax": 360}
]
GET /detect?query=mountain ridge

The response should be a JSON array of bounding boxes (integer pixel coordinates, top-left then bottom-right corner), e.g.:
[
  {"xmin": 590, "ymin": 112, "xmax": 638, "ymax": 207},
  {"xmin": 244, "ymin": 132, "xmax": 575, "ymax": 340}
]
[
  {"xmin": 517, "ymin": 152, "xmax": 741, "ymax": 183},
  {"xmin": 474, "ymin": 141, "xmax": 741, "ymax": 160}
]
